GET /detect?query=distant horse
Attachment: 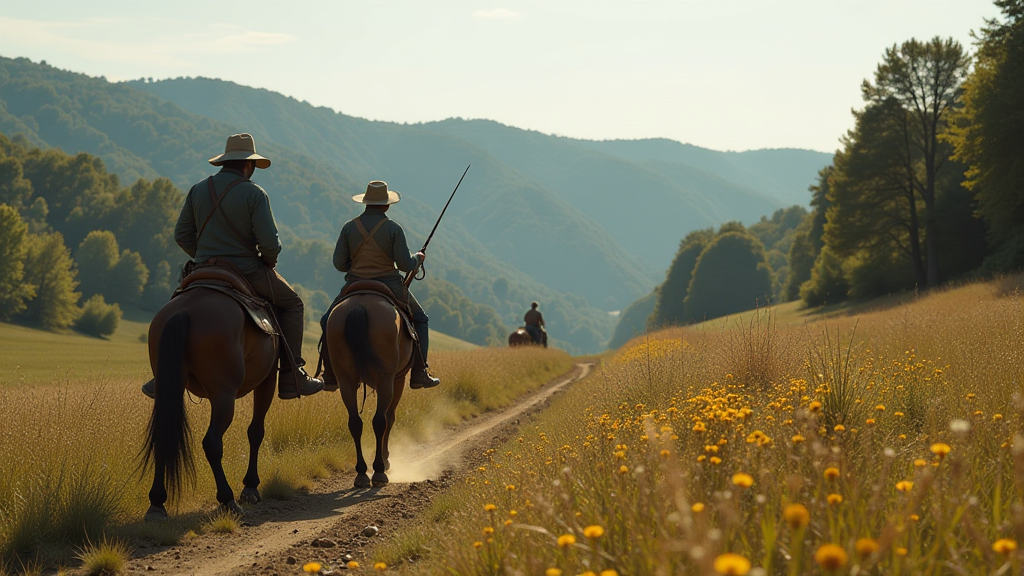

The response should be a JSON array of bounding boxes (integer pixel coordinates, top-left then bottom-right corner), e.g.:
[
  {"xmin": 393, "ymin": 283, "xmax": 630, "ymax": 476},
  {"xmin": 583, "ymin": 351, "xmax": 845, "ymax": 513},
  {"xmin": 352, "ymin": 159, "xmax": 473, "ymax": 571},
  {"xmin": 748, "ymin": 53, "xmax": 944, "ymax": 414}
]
[
  {"xmin": 325, "ymin": 287, "xmax": 414, "ymax": 488},
  {"xmin": 142, "ymin": 285, "xmax": 277, "ymax": 520},
  {"xmin": 508, "ymin": 328, "xmax": 533, "ymax": 347}
]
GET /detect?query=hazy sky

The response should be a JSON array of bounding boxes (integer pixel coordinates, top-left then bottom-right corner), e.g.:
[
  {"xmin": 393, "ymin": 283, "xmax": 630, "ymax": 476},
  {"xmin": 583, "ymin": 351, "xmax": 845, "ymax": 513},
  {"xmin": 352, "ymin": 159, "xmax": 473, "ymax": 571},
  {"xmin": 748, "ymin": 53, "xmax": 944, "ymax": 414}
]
[{"xmin": 0, "ymin": 0, "xmax": 1000, "ymax": 153}]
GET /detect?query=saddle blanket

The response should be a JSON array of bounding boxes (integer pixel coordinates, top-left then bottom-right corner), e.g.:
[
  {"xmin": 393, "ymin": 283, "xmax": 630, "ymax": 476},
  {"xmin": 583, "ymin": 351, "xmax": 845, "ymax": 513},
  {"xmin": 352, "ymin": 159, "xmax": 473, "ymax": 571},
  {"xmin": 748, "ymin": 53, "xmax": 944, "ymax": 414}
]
[{"xmin": 175, "ymin": 282, "xmax": 279, "ymax": 336}]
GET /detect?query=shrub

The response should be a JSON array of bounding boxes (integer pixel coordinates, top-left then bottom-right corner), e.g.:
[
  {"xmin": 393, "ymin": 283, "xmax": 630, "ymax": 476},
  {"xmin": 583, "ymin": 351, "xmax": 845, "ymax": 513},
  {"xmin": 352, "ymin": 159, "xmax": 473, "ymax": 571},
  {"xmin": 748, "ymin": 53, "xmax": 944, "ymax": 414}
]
[{"xmin": 74, "ymin": 295, "xmax": 121, "ymax": 338}]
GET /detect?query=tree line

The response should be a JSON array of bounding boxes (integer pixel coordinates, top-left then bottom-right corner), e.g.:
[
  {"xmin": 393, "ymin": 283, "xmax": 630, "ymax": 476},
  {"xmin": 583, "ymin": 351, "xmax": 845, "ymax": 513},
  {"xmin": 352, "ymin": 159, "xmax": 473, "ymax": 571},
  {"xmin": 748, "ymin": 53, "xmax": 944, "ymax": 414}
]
[
  {"xmin": 0, "ymin": 132, "xmax": 509, "ymax": 345},
  {"xmin": 612, "ymin": 0, "xmax": 1024, "ymax": 346}
]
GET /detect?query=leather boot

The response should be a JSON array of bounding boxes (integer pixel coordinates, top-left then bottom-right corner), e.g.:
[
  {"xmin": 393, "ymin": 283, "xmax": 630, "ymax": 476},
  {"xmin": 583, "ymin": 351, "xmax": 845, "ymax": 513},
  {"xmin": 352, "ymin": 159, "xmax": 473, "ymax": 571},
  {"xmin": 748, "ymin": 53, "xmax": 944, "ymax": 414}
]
[
  {"xmin": 320, "ymin": 349, "xmax": 338, "ymax": 392},
  {"xmin": 141, "ymin": 378, "xmax": 156, "ymax": 399},
  {"xmin": 409, "ymin": 320, "xmax": 439, "ymax": 389},
  {"xmin": 278, "ymin": 363, "xmax": 324, "ymax": 399}
]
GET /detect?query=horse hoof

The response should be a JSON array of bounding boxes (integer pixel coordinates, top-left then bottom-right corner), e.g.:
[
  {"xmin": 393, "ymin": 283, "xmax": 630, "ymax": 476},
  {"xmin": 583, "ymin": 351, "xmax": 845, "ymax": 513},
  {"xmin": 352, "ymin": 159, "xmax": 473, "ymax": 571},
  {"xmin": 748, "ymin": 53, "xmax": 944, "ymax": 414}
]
[
  {"xmin": 371, "ymin": 472, "xmax": 389, "ymax": 487},
  {"xmin": 144, "ymin": 505, "xmax": 168, "ymax": 523},
  {"xmin": 239, "ymin": 487, "xmax": 261, "ymax": 505},
  {"xmin": 384, "ymin": 459, "xmax": 391, "ymax": 471},
  {"xmin": 354, "ymin": 474, "xmax": 371, "ymax": 488},
  {"xmin": 221, "ymin": 500, "xmax": 244, "ymax": 516}
]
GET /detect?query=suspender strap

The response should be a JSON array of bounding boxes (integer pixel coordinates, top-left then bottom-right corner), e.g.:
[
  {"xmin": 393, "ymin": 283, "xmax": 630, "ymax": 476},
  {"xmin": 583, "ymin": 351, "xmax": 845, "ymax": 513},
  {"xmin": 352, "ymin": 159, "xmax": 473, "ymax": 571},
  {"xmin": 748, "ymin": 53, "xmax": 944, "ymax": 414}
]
[
  {"xmin": 352, "ymin": 217, "xmax": 390, "ymax": 262},
  {"xmin": 201, "ymin": 176, "xmax": 254, "ymax": 251}
]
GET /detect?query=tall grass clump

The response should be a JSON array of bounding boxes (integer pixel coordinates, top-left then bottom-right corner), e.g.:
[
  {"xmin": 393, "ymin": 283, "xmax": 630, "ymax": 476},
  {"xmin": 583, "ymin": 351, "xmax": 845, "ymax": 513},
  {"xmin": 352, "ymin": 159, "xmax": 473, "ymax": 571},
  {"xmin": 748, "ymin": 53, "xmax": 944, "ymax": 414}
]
[
  {"xmin": 75, "ymin": 537, "xmax": 130, "ymax": 575},
  {"xmin": 0, "ymin": 343, "xmax": 572, "ymax": 571},
  {"xmin": 376, "ymin": 276, "xmax": 1024, "ymax": 575}
]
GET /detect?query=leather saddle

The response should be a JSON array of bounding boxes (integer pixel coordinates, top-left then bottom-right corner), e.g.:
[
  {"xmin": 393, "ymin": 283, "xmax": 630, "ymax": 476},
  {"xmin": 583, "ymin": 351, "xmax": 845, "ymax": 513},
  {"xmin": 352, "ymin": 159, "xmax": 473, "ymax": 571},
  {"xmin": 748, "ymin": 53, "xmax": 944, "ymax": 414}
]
[
  {"xmin": 174, "ymin": 259, "xmax": 278, "ymax": 336},
  {"xmin": 332, "ymin": 280, "xmax": 417, "ymax": 341}
]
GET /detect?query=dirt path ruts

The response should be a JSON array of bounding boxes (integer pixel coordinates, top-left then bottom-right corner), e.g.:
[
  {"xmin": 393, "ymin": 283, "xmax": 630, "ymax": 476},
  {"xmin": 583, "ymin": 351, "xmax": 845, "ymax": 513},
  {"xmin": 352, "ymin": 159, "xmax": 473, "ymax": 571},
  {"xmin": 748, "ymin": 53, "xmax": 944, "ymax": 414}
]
[{"xmin": 128, "ymin": 363, "xmax": 592, "ymax": 576}]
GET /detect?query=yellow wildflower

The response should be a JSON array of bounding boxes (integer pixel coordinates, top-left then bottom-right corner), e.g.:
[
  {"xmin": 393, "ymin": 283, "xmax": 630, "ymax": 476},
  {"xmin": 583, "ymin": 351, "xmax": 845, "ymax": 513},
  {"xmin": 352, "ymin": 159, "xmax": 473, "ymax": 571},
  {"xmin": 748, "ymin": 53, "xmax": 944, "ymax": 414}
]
[
  {"xmin": 824, "ymin": 467, "xmax": 840, "ymax": 480},
  {"xmin": 712, "ymin": 553, "xmax": 751, "ymax": 575},
  {"xmin": 660, "ymin": 449, "xmax": 671, "ymax": 458},
  {"xmin": 583, "ymin": 525, "xmax": 605, "ymax": 539},
  {"xmin": 619, "ymin": 465, "xmax": 629, "ymax": 474},
  {"xmin": 374, "ymin": 562, "xmax": 387, "ymax": 571},
  {"xmin": 697, "ymin": 455, "xmax": 707, "ymax": 462},
  {"xmin": 792, "ymin": 434, "xmax": 806, "ymax": 444},
  {"xmin": 558, "ymin": 534, "xmax": 576, "ymax": 547},
  {"xmin": 865, "ymin": 418, "xmax": 876, "ymax": 425},
  {"xmin": 600, "ymin": 571, "xmax": 619, "ymax": 576},
  {"xmin": 347, "ymin": 561, "xmax": 360, "ymax": 570},
  {"xmin": 896, "ymin": 480, "xmax": 914, "ymax": 492},
  {"xmin": 484, "ymin": 504, "xmax": 496, "ymax": 512},
  {"xmin": 930, "ymin": 443, "xmax": 951, "ymax": 457},
  {"xmin": 303, "ymin": 563, "xmax": 322, "ymax": 573},
  {"xmin": 814, "ymin": 544, "xmax": 848, "ymax": 570},
  {"xmin": 827, "ymin": 494, "xmax": 843, "ymax": 505},
  {"xmin": 993, "ymin": 538, "xmax": 1018, "ymax": 555},
  {"xmin": 732, "ymin": 473, "xmax": 754, "ymax": 488},
  {"xmin": 855, "ymin": 538, "xmax": 879, "ymax": 558},
  {"xmin": 914, "ymin": 459, "xmax": 927, "ymax": 467},
  {"xmin": 994, "ymin": 413, "xmax": 1004, "ymax": 421},
  {"xmin": 894, "ymin": 411, "xmax": 905, "ymax": 417},
  {"xmin": 875, "ymin": 404, "xmax": 885, "ymax": 411},
  {"xmin": 483, "ymin": 527, "xmax": 494, "ymax": 535},
  {"xmin": 692, "ymin": 502, "xmax": 705, "ymax": 513},
  {"xmin": 710, "ymin": 456, "xmax": 722, "ymax": 465},
  {"xmin": 910, "ymin": 514, "xmax": 919, "ymax": 522},
  {"xmin": 834, "ymin": 425, "xmax": 846, "ymax": 432},
  {"xmin": 783, "ymin": 504, "xmax": 810, "ymax": 529},
  {"xmin": 808, "ymin": 401, "xmax": 822, "ymax": 412},
  {"xmin": 504, "ymin": 519, "xmax": 513, "ymax": 526},
  {"xmin": 545, "ymin": 569, "xmax": 563, "ymax": 576},
  {"xmin": 473, "ymin": 541, "xmax": 483, "ymax": 549},
  {"xmin": 693, "ymin": 422, "xmax": 706, "ymax": 432}
]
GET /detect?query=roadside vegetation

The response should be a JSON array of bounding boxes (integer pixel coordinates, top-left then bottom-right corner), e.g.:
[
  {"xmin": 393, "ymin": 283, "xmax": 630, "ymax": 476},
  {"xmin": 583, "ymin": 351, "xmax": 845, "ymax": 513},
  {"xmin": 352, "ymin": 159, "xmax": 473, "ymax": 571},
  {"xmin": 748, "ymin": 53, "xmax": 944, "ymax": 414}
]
[
  {"xmin": 0, "ymin": 345, "xmax": 573, "ymax": 570},
  {"xmin": 372, "ymin": 275, "xmax": 1024, "ymax": 575}
]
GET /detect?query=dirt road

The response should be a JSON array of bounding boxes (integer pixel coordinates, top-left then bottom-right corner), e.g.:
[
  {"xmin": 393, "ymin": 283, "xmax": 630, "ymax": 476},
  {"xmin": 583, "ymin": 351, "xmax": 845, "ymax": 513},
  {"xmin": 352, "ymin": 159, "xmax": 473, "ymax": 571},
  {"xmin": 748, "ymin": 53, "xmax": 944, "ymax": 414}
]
[{"xmin": 128, "ymin": 363, "xmax": 592, "ymax": 576}]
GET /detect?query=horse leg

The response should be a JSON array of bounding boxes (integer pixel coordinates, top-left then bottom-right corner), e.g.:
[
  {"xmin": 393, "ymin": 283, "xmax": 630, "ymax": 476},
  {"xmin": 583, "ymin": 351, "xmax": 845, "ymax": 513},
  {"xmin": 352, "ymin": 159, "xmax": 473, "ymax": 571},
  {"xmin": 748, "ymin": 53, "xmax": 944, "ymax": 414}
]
[
  {"xmin": 240, "ymin": 372, "xmax": 275, "ymax": 505},
  {"xmin": 203, "ymin": 392, "xmax": 241, "ymax": 514},
  {"xmin": 370, "ymin": 378, "xmax": 395, "ymax": 486},
  {"xmin": 381, "ymin": 374, "xmax": 407, "ymax": 472},
  {"xmin": 341, "ymin": 379, "xmax": 370, "ymax": 488},
  {"xmin": 146, "ymin": 461, "xmax": 169, "ymax": 522}
]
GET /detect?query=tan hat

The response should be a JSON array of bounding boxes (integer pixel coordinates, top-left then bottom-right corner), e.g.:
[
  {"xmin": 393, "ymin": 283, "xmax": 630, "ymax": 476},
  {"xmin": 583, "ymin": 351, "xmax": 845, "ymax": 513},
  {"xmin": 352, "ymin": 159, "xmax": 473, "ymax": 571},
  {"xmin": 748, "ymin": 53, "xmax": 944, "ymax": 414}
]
[
  {"xmin": 208, "ymin": 133, "xmax": 271, "ymax": 169},
  {"xmin": 352, "ymin": 180, "xmax": 401, "ymax": 205}
]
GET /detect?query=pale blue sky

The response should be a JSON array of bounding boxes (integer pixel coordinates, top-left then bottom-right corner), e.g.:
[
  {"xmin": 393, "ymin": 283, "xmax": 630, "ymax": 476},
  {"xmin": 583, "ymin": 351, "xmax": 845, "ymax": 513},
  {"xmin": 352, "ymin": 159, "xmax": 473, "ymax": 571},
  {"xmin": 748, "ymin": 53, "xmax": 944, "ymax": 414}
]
[{"xmin": 0, "ymin": 0, "xmax": 1000, "ymax": 153}]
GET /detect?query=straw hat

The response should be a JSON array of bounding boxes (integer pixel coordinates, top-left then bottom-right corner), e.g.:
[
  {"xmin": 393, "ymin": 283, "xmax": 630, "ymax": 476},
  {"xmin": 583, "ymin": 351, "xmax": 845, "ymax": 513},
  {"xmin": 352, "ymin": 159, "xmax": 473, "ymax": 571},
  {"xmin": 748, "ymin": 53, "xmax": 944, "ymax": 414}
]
[
  {"xmin": 353, "ymin": 180, "xmax": 401, "ymax": 205},
  {"xmin": 208, "ymin": 133, "xmax": 271, "ymax": 169}
]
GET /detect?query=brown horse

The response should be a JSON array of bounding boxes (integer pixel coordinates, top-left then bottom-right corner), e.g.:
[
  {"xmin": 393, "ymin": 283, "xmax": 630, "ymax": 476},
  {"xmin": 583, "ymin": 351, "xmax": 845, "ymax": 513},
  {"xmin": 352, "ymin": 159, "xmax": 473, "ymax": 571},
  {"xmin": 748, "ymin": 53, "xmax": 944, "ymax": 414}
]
[
  {"xmin": 325, "ymin": 293, "xmax": 414, "ymax": 488},
  {"xmin": 508, "ymin": 328, "xmax": 533, "ymax": 346},
  {"xmin": 142, "ymin": 288, "xmax": 277, "ymax": 520}
]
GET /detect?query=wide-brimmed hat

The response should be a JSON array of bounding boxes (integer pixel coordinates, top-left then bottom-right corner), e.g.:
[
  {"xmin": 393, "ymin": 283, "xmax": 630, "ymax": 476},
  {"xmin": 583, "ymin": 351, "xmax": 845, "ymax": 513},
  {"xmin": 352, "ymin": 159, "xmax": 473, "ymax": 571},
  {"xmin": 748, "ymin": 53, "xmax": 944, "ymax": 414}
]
[
  {"xmin": 208, "ymin": 133, "xmax": 271, "ymax": 169},
  {"xmin": 352, "ymin": 180, "xmax": 401, "ymax": 205}
]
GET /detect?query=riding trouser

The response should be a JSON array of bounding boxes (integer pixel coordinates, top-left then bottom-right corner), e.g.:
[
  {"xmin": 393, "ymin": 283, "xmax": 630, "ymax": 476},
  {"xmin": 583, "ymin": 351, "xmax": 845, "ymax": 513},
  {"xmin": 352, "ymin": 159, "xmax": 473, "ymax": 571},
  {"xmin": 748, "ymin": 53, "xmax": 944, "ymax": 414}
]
[{"xmin": 245, "ymin": 265, "xmax": 307, "ymax": 368}]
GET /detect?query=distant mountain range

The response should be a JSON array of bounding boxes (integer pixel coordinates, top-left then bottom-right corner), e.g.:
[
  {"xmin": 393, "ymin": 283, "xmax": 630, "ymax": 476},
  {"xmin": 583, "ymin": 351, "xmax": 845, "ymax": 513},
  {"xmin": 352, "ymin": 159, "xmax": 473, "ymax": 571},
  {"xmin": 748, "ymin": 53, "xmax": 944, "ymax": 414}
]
[{"xmin": 0, "ymin": 55, "xmax": 832, "ymax": 351}]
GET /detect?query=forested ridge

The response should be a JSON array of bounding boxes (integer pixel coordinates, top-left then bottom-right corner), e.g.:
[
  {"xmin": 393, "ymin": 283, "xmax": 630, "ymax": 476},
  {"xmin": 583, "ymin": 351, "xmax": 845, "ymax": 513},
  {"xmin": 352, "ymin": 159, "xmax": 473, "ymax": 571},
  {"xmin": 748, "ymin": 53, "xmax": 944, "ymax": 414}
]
[{"xmin": 614, "ymin": 2, "xmax": 1024, "ymax": 347}]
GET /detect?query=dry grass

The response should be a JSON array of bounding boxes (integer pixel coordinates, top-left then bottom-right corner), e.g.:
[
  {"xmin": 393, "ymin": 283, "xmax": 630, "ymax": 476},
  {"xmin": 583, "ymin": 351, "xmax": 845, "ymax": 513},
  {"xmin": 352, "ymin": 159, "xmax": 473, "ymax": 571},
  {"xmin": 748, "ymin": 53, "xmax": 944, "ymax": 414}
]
[
  {"xmin": 75, "ymin": 537, "xmax": 130, "ymax": 575},
  {"xmin": 375, "ymin": 274, "xmax": 1024, "ymax": 575},
  {"xmin": 0, "ymin": 341, "xmax": 572, "ymax": 570}
]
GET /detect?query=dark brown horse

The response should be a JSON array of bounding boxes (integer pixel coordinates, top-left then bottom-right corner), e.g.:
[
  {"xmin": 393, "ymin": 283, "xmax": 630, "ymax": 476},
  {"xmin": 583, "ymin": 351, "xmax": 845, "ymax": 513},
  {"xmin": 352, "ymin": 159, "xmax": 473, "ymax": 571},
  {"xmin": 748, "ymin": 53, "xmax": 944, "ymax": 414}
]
[
  {"xmin": 508, "ymin": 328, "xmax": 533, "ymax": 347},
  {"xmin": 325, "ymin": 293, "xmax": 414, "ymax": 488},
  {"xmin": 142, "ymin": 288, "xmax": 277, "ymax": 520}
]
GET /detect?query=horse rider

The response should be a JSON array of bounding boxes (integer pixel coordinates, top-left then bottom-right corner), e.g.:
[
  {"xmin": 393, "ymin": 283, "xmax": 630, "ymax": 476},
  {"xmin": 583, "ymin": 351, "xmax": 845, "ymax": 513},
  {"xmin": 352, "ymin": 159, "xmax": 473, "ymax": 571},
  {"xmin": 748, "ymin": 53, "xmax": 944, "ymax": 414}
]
[
  {"xmin": 325, "ymin": 180, "xmax": 440, "ymax": 389},
  {"xmin": 141, "ymin": 133, "xmax": 324, "ymax": 400},
  {"xmin": 524, "ymin": 301, "xmax": 548, "ymax": 347}
]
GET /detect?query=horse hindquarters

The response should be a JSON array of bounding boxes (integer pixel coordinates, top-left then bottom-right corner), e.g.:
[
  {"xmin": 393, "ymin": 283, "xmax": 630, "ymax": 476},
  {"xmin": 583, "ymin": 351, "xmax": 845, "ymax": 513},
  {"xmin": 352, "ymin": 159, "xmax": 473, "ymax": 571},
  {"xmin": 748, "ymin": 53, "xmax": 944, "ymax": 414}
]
[{"xmin": 143, "ymin": 311, "xmax": 196, "ymax": 516}]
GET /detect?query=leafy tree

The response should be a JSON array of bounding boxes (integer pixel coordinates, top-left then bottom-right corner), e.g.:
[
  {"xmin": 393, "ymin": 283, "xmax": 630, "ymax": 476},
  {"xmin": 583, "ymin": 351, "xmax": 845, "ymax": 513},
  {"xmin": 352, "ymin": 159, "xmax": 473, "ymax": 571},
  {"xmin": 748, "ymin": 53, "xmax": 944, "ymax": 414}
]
[
  {"xmin": 108, "ymin": 248, "xmax": 149, "ymax": 305},
  {"xmin": 0, "ymin": 156, "xmax": 33, "ymax": 208},
  {"xmin": 683, "ymin": 232, "xmax": 774, "ymax": 322},
  {"xmin": 140, "ymin": 260, "xmax": 174, "ymax": 311},
  {"xmin": 785, "ymin": 167, "xmax": 833, "ymax": 301},
  {"xmin": 949, "ymin": 0, "xmax": 1024, "ymax": 271},
  {"xmin": 862, "ymin": 37, "xmax": 970, "ymax": 287},
  {"xmin": 608, "ymin": 290, "xmax": 656, "ymax": 349},
  {"xmin": 74, "ymin": 230, "xmax": 118, "ymax": 300},
  {"xmin": 800, "ymin": 247, "xmax": 850, "ymax": 307},
  {"xmin": 0, "ymin": 203, "xmax": 35, "ymax": 319},
  {"xmin": 74, "ymin": 294, "xmax": 121, "ymax": 337},
  {"xmin": 649, "ymin": 229, "xmax": 714, "ymax": 328},
  {"xmin": 20, "ymin": 231, "xmax": 80, "ymax": 329}
]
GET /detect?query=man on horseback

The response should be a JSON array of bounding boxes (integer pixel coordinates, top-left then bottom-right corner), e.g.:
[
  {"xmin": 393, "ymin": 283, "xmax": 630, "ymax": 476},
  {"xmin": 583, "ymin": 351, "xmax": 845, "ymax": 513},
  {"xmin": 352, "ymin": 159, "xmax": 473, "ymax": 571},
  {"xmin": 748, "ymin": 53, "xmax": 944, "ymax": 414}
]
[
  {"xmin": 325, "ymin": 180, "xmax": 440, "ymax": 389},
  {"xmin": 524, "ymin": 301, "xmax": 548, "ymax": 347},
  {"xmin": 142, "ymin": 133, "xmax": 323, "ymax": 400}
]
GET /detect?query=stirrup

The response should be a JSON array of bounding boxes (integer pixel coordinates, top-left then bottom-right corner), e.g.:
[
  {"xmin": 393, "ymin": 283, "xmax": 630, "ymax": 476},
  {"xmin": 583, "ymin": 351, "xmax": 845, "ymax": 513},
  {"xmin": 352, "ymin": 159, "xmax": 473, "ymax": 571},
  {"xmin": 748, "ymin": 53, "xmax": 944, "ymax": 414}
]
[
  {"xmin": 409, "ymin": 369, "xmax": 440, "ymax": 390},
  {"xmin": 141, "ymin": 378, "xmax": 156, "ymax": 399}
]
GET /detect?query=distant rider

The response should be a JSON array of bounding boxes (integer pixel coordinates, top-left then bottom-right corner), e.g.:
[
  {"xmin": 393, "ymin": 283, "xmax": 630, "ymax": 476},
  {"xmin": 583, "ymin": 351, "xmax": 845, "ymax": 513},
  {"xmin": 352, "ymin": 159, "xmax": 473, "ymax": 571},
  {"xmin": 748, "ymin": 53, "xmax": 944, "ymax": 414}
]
[
  {"xmin": 141, "ymin": 133, "xmax": 324, "ymax": 400},
  {"xmin": 524, "ymin": 301, "xmax": 547, "ymax": 347},
  {"xmin": 326, "ymin": 180, "xmax": 440, "ymax": 389}
]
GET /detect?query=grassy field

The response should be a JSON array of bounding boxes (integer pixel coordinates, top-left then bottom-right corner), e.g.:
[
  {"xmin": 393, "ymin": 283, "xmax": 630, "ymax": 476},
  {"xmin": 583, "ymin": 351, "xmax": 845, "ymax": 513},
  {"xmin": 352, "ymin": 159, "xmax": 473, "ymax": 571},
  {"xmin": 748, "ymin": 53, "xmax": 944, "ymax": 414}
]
[
  {"xmin": 368, "ymin": 274, "xmax": 1024, "ymax": 575},
  {"xmin": 0, "ymin": 317, "xmax": 546, "ymax": 573}
]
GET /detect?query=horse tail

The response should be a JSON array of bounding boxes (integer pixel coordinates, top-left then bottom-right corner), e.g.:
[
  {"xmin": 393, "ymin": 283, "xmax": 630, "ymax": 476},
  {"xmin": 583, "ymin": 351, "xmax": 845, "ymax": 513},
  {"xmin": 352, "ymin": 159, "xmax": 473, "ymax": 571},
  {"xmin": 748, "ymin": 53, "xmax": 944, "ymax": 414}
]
[
  {"xmin": 344, "ymin": 304, "xmax": 383, "ymax": 386},
  {"xmin": 142, "ymin": 311, "xmax": 195, "ymax": 500}
]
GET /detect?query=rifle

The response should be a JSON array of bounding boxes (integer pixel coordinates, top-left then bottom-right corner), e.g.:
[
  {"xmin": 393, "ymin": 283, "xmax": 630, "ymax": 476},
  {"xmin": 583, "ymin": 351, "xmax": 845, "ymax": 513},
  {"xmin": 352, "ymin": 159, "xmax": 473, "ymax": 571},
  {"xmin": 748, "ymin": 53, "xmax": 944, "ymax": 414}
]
[{"xmin": 404, "ymin": 164, "xmax": 471, "ymax": 288}]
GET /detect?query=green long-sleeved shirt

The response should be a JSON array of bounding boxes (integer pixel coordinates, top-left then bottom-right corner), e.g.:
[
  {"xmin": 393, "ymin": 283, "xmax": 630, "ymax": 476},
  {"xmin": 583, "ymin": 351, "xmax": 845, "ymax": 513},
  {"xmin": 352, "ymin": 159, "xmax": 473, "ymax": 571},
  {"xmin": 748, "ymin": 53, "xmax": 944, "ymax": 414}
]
[
  {"xmin": 174, "ymin": 168, "xmax": 282, "ymax": 274},
  {"xmin": 333, "ymin": 208, "xmax": 421, "ymax": 282}
]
